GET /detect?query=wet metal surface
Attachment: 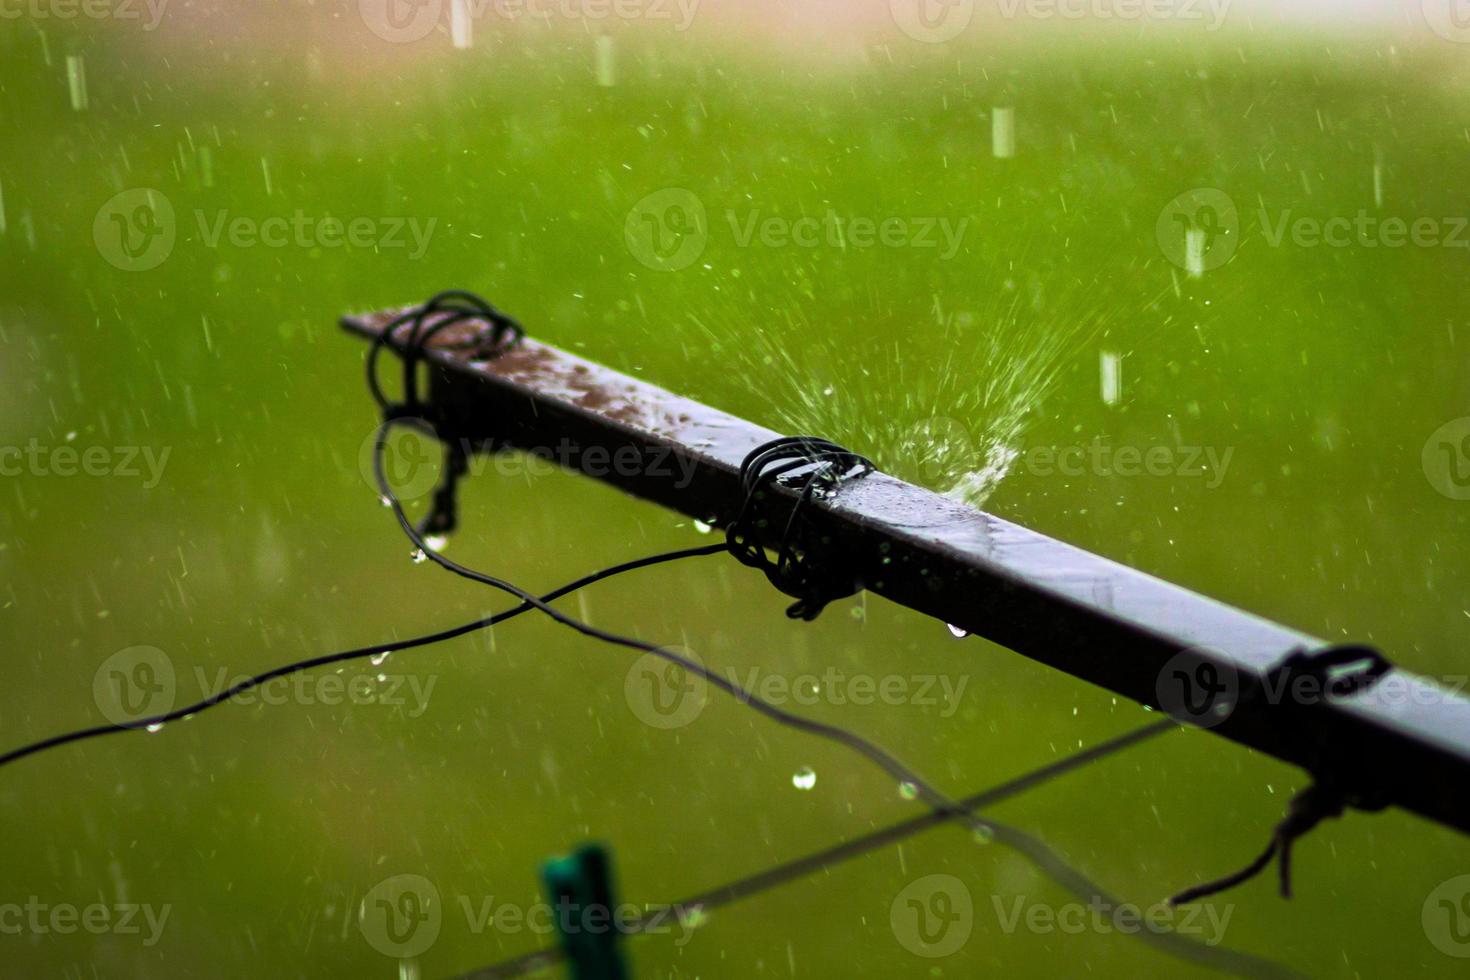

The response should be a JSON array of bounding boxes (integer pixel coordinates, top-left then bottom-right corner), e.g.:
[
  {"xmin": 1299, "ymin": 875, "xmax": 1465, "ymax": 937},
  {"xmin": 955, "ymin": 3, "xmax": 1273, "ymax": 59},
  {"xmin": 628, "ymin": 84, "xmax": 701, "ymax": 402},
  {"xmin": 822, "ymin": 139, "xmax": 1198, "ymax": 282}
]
[{"xmin": 343, "ymin": 306, "xmax": 1470, "ymax": 835}]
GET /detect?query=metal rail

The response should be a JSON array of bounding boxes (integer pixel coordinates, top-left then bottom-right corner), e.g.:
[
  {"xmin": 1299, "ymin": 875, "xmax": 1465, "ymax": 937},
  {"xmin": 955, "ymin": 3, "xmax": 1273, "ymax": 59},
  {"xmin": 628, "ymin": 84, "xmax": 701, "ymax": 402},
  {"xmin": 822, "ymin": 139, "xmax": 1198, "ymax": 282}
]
[{"xmin": 343, "ymin": 303, "xmax": 1470, "ymax": 835}]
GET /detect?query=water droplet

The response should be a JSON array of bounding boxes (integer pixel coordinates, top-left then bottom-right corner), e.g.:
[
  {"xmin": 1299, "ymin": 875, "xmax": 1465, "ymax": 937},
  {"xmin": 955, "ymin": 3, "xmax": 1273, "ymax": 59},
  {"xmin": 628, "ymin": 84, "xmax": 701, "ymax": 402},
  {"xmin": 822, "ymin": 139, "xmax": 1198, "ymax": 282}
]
[
  {"xmin": 376, "ymin": 673, "xmax": 388, "ymax": 683},
  {"xmin": 370, "ymin": 650, "xmax": 392, "ymax": 666},
  {"xmin": 946, "ymin": 623, "xmax": 968, "ymax": 638},
  {"xmin": 677, "ymin": 905, "xmax": 708, "ymax": 930},
  {"xmin": 410, "ymin": 548, "xmax": 428, "ymax": 564},
  {"xmin": 424, "ymin": 534, "xmax": 448, "ymax": 552},
  {"xmin": 972, "ymin": 825, "xmax": 995, "ymax": 844},
  {"xmin": 693, "ymin": 519, "xmax": 713, "ymax": 535},
  {"xmin": 145, "ymin": 723, "xmax": 165, "ymax": 734},
  {"xmin": 792, "ymin": 767, "xmax": 817, "ymax": 791},
  {"xmin": 898, "ymin": 781, "xmax": 919, "ymax": 801}
]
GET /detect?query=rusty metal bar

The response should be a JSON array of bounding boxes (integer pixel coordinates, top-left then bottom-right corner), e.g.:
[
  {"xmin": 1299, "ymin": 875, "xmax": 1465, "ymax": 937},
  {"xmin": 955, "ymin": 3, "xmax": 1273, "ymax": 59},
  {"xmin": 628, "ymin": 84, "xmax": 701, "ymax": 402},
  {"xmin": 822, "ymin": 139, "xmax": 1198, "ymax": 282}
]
[{"xmin": 342, "ymin": 304, "xmax": 1470, "ymax": 836}]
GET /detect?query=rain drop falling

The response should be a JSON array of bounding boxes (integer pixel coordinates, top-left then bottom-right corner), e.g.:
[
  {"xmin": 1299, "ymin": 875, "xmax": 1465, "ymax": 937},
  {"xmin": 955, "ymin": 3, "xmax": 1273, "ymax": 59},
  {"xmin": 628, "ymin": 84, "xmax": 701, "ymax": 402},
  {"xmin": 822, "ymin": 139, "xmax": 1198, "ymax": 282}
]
[
  {"xmin": 66, "ymin": 55, "xmax": 88, "ymax": 112},
  {"xmin": 450, "ymin": 0, "xmax": 472, "ymax": 49},
  {"xmin": 991, "ymin": 107, "xmax": 1015, "ymax": 159},
  {"xmin": 595, "ymin": 36, "xmax": 616, "ymax": 88},
  {"xmin": 1184, "ymin": 227, "xmax": 1207, "ymax": 278},
  {"xmin": 1100, "ymin": 350, "xmax": 1122, "ymax": 407}
]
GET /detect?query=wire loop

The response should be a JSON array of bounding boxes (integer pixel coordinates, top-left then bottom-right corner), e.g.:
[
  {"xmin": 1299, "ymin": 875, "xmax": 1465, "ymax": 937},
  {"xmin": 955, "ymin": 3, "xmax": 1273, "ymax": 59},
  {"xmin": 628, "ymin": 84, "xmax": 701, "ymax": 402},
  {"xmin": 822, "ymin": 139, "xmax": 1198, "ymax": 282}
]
[
  {"xmin": 1171, "ymin": 643, "xmax": 1395, "ymax": 904},
  {"xmin": 367, "ymin": 290, "xmax": 523, "ymax": 540},
  {"xmin": 727, "ymin": 436, "xmax": 874, "ymax": 621}
]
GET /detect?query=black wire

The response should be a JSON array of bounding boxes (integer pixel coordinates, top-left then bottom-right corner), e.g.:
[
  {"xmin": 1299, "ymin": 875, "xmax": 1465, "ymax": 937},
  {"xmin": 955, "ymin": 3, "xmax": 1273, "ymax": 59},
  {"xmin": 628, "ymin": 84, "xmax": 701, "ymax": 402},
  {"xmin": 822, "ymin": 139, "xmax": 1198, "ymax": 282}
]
[{"xmin": 0, "ymin": 543, "xmax": 725, "ymax": 771}]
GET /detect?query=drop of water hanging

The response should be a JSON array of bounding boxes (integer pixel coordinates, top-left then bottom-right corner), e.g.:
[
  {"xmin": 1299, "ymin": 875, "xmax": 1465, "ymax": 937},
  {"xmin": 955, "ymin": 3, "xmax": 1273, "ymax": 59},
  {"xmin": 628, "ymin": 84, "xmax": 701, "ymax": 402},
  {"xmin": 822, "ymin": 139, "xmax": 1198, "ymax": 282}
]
[
  {"xmin": 947, "ymin": 623, "xmax": 969, "ymax": 638},
  {"xmin": 370, "ymin": 650, "xmax": 392, "ymax": 666},
  {"xmin": 145, "ymin": 723, "xmax": 165, "ymax": 734},
  {"xmin": 693, "ymin": 519, "xmax": 713, "ymax": 535},
  {"xmin": 424, "ymin": 534, "xmax": 448, "ymax": 552},
  {"xmin": 898, "ymin": 781, "xmax": 919, "ymax": 801},
  {"xmin": 791, "ymin": 767, "xmax": 817, "ymax": 791},
  {"xmin": 410, "ymin": 548, "xmax": 428, "ymax": 564}
]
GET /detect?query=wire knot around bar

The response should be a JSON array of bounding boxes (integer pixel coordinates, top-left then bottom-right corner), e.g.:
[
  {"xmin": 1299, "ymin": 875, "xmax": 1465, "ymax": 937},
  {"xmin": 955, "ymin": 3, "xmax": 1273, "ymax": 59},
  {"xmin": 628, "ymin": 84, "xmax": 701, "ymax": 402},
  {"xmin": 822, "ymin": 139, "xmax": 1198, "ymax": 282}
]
[
  {"xmin": 1171, "ymin": 642, "xmax": 1395, "ymax": 905},
  {"xmin": 727, "ymin": 436, "xmax": 874, "ymax": 621},
  {"xmin": 367, "ymin": 290, "xmax": 524, "ymax": 541},
  {"xmin": 367, "ymin": 289, "xmax": 524, "ymax": 419}
]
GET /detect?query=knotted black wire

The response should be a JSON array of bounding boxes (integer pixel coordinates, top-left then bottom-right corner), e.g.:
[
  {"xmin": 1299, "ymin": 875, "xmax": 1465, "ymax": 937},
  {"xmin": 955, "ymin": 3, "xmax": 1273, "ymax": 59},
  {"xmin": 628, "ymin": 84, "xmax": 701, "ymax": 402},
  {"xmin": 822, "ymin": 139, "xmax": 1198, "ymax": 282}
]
[
  {"xmin": 367, "ymin": 290, "xmax": 523, "ymax": 540},
  {"xmin": 1170, "ymin": 643, "xmax": 1395, "ymax": 904},
  {"xmin": 727, "ymin": 436, "xmax": 874, "ymax": 621}
]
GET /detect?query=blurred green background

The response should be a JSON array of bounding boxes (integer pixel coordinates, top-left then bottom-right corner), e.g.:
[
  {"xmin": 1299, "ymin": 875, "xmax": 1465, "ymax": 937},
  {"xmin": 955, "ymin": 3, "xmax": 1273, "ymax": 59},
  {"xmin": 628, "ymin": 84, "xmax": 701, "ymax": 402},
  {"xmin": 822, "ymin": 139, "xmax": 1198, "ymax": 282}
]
[{"xmin": 2, "ymin": 6, "xmax": 1470, "ymax": 978}]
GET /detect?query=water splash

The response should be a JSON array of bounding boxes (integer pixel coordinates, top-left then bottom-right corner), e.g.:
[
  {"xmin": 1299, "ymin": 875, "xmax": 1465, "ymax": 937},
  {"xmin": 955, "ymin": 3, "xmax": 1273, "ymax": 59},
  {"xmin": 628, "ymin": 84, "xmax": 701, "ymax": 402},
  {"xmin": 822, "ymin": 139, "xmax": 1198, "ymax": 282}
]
[{"xmin": 703, "ymin": 289, "xmax": 1094, "ymax": 509}]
